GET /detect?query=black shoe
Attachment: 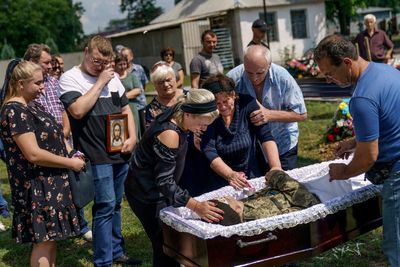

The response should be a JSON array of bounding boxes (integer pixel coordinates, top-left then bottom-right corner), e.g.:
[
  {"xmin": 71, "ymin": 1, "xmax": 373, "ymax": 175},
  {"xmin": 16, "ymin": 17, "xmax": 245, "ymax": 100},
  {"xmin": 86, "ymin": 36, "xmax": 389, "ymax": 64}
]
[{"xmin": 114, "ymin": 254, "xmax": 142, "ymax": 266}]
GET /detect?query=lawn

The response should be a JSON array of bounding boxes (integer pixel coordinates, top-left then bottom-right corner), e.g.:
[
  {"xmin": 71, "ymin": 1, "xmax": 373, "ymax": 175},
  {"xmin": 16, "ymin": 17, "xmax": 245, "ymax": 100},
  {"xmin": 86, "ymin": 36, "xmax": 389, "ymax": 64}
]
[{"xmin": 0, "ymin": 100, "xmax": 388, "ymax": 267}]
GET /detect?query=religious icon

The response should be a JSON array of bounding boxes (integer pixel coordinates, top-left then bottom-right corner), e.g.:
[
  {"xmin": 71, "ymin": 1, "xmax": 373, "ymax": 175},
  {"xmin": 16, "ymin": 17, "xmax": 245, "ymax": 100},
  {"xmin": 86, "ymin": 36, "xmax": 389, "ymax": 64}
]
[{"xmin": 106, "ymin": 114, "xmax": 128, "ymax": 153}]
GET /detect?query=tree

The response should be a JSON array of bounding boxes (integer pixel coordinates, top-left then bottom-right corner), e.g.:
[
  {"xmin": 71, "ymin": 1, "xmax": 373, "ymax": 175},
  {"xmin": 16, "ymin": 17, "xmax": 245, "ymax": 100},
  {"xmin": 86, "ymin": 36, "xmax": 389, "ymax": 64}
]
[
  {"xmin": 325, "ymin": 0, "xmax": 369, "ymax": 35},
  {"xmin": 0, "ymin": 0, "xmax": 84, "ymax": 56},
  {"xmin": 1, "ymin": 38, "xmax": 16, "ymax": 60},
  {"xmin": 120, "ymin": 0, "xmax": 163, "ymax": 29},
  {"xmin": 45, "ymin": 37, "xmax": 59, "ymax": 54}
]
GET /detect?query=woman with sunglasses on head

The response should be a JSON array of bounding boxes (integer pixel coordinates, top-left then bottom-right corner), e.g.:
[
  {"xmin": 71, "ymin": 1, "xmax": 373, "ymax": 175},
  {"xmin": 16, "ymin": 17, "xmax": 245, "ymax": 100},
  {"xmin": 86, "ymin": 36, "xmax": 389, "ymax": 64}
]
[
  {"xmin": 125, "ymin": 88, "xmax": 224, "ymax": 267},
  {"xmin": 144, "ymin": 61, "xmax": 185, "ymax": 128},
  {"xmin": 0, "ymin": 60, "xmax": 85, "ymax": 266},
  {"xmin": 160, "ymin": 47, "xmax": 184, "ymax": 88}
]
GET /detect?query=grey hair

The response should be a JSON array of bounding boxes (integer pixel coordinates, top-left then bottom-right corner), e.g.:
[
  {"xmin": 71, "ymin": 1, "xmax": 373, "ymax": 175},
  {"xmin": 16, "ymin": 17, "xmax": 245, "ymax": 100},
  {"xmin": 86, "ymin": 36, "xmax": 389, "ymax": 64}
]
[
  {"xmin": 173, "ymin": 89, "xmax": 219, "ymax": 125},
  {"xmin": 150, "ymin": 61, "xmax": 176, "ymax": 83},
  {"xmin": 364, "ymin": 14, "xmax": 376, "ymax": 23},
  {"xmin": 244, "ymin": 45, "xmax": 272, "ymax": 65}
]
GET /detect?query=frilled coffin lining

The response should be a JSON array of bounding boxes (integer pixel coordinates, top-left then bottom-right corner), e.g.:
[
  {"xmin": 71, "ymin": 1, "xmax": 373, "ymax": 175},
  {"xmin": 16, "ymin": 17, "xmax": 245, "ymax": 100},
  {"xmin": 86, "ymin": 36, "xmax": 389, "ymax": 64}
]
[{"xmin": 160, "ymin": 159, "xmax": 382, "ymax": 239}]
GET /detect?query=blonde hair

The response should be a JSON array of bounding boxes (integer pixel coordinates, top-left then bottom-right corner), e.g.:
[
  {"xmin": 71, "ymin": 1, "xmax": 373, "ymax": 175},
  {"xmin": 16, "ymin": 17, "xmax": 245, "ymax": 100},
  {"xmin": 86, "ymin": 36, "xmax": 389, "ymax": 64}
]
[
  {"xmin": 150, "ymin": 61, "xmax": 176, "ymax": 83},
  {"xmin": 173, "ymin": 89, "xmax": 219, "ymax": 125},
  {"xmin": 87, "ymin": 35, "xmax": 113, "ymax": 57},
  {"xmin": 3, "ymin": 61, "xmax": 42, "ymax": 105}
]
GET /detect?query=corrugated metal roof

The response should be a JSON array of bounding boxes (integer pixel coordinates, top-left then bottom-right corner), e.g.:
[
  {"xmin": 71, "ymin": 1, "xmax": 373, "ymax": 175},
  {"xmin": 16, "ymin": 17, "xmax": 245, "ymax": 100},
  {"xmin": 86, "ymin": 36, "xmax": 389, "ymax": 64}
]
[
  {"xmin": 107, "ymin": 0, "xmax": 323, "ymax": 38},
  {"xmin": 152, "ymin": 0, "xmax": 323, "ymax": 24}
]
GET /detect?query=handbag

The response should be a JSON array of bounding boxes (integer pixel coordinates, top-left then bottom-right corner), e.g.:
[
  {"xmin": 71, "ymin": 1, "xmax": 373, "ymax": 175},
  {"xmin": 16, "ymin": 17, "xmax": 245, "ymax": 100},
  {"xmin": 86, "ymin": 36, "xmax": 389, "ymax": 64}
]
[{"xmin": 68, "ymin": 158, "xmax": 95, "ymax": 209}]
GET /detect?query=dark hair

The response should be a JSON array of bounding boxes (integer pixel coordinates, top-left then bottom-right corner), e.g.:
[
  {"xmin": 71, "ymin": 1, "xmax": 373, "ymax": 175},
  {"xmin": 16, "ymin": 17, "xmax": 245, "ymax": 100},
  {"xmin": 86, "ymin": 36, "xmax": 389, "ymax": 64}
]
[
  {"xmin": 115, "ymin": 53, "xmax": 128, "ymax": 64},
  {"xmin": 201, "ymin": 30, "xmax": 217, "ymax": 42},
  {"xmin": 314, "ymin": 35, "xmax": 358, "ymax": 66},
  {"xmin": 160, "ymin": 47, "xmax": 175, "ymax": 58},
  {"xmin": 0, "ymin": 58, "xmax": 22, "ymax": 105},
  {"xmin": 202, "ymin": 74, "xmax": 236, "ymax": 95},
  {"xmin": 210, "ymin": 201, "xmax": 241, "ymax": 226}
]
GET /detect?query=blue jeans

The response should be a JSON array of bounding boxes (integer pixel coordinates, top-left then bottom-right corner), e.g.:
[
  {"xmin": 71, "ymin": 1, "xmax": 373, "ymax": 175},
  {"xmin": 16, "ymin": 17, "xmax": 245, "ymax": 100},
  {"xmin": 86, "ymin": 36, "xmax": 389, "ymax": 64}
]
[
  {"xmin": 382, "ymin": 161, "xmax": 400, "ymax": 267},
  {"xmin": 78, "ymin": 208, "xmax": 90, "ymax": 235},
  {"xmin": 91, "ymin": 163, "xmax": 129, "ymax": 267},
  {"xmin": 0, "ymin": 187, "xmax": 7, "ymax": 209}
]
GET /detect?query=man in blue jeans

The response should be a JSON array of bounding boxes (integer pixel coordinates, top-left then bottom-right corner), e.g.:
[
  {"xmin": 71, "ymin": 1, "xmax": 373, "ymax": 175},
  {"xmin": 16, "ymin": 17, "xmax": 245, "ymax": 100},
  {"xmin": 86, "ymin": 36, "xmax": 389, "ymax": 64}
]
[
  {"xmin": 315, "ymin": 34, "xmax": 400, "ymax": 267},
  {"xmin": 59, "ymin": 35, "xmax": 139, "ymax": 266}
]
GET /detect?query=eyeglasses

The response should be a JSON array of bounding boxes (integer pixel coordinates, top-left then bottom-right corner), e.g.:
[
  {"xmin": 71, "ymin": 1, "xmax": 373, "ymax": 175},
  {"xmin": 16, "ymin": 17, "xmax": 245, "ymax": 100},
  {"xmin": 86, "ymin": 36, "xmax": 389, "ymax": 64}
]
[
  {"xmin": 150, "ymin": 61, "xmax": 169, "ymax": 73},
  {"xmin": 163, "ymin": 53, "xmax": 173, "ymax": 57},
  {"xmin": 90, "ymin": 56, "xmax": 111, "ymax": 67}
]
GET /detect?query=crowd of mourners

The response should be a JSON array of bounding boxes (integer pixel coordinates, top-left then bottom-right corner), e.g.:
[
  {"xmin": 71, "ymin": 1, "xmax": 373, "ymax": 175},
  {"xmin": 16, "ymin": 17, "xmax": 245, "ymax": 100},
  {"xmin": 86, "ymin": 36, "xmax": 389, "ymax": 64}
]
[{"xmin": 0, "ymin": 13, "xmax": 400, "ymax": 267}]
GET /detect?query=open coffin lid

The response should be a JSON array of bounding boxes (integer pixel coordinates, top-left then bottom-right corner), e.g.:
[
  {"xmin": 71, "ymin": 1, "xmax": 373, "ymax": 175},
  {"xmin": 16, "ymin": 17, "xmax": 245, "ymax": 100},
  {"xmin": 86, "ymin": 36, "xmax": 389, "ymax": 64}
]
[{"xmin": 160, "ymin": 159, "xmax": 383, "ymax": 267}]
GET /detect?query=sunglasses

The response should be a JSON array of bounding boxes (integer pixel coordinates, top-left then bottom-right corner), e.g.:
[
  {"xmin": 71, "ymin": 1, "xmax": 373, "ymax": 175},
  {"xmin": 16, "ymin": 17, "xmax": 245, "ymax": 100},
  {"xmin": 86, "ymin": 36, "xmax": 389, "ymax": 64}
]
[{"xmin": 163, "ymin": 53, "xmax": 173, "ymax": 57}]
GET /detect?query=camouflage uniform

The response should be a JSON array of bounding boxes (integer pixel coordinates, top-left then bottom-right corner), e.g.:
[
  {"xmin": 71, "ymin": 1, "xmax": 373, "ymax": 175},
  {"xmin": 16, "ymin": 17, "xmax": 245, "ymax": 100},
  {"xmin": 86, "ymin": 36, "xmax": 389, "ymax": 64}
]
[{"xmin": 243, "ymin": 170, "xmax": 320, "ymax": 221}]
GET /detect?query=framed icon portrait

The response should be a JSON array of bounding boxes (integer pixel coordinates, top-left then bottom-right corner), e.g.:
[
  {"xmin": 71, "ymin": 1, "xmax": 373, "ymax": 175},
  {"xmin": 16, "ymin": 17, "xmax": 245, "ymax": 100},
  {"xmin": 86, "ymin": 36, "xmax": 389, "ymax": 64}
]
[{"xmin": 106, "ymin": 114, "xmax": 129, "ymax": 153}]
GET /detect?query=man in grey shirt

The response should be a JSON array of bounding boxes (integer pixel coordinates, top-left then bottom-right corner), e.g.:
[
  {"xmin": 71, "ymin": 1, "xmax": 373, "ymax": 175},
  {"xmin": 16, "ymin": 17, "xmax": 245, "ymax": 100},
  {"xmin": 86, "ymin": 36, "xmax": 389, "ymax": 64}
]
[{"xmin": 190, "ymin": 30, "xmax": 223, "ymax": 88}]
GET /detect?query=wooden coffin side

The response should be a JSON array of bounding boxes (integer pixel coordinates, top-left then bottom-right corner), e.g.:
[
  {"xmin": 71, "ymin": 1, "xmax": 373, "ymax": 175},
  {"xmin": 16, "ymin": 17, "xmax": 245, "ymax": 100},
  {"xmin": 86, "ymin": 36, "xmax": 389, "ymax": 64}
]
[{"xmin": 163, "ymin": 195, "xmax": 382, "ymax": 267}]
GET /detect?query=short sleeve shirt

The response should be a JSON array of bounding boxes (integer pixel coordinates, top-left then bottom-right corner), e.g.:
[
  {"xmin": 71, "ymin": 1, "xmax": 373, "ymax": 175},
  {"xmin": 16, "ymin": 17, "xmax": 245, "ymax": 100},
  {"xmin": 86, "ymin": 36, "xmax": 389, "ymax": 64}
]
[
  {"xmin": 59, "ymin": 66, "xmax": 129, "ymax": 164},
  {"xmin": 349, "ymin": 62, "xmax": 400, "ymax": 162},
  {"xmin": 190, "ymin": 52, "xmax": 223, "ymax": 86},
  {"xmin": 227, "ymin": 63, "xmax": 307, "ymax": 155}
]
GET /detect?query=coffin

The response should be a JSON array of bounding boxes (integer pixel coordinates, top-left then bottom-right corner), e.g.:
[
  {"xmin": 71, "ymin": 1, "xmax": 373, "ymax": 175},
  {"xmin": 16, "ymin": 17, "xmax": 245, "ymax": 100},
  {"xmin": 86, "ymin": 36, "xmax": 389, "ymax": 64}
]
[{"xmin": 160, "ymin": 159, "xmax": 382, "ymax": 267}]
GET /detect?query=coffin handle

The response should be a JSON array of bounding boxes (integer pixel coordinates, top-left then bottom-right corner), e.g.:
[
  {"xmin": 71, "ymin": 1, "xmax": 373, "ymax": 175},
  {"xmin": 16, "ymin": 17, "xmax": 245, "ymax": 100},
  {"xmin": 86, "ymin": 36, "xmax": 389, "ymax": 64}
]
[{"xmin": 236, "ymin": 233, "xmax": 277, "ymax": 248}]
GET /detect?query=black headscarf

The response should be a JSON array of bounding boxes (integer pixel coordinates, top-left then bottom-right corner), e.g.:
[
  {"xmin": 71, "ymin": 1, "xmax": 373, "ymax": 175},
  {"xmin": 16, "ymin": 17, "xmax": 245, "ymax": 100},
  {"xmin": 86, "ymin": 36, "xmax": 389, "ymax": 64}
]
[{"xmin": 0, "ymin": 58, "xmax": 22, "ymax": 106}]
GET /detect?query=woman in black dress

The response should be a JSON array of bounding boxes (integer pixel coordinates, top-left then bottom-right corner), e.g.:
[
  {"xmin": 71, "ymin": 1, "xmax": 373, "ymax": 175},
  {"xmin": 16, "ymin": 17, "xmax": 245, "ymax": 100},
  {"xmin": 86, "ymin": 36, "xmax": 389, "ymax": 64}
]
[
  {"xmin": 125, "ymin": 88, "xmax": 224, "ymax": 267},
  {"xmin": 0, "ymin": 61, "xmax": 85, "ymax": 266}
]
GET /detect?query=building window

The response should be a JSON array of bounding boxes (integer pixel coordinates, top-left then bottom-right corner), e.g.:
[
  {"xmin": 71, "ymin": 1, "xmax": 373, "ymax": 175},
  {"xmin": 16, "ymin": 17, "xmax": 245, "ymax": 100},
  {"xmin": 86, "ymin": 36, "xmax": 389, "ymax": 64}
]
[
  {"xmin": 259, "ymin": 12, "xmax": 278, "ymax": 42},
  {"xmin": 291, "ymin": 9, "xmax": 307, "ymax": 39}
]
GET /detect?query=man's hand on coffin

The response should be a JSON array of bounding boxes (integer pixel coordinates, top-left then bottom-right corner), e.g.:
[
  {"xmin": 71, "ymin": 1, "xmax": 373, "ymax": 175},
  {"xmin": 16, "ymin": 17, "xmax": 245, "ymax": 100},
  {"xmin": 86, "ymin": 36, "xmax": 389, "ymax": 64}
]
[
  {"xmin": 334, "ymin": 139, "xmax": 356, "ymax": 159},
  {"xmin": 328, "ymin": 163, "xmax": 349, "ymax": 181},
  {"xmin": 194, "ymin": 200, "xmax": 224, "ymax": 223},
  {"xmin": 228, "ymin": 171, "xmax": 249, "ymax": 189}
]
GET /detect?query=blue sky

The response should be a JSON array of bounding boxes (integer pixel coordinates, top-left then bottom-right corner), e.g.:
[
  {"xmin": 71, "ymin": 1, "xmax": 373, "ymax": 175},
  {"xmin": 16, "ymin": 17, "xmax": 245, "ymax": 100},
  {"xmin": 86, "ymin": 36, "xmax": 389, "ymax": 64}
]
[{"xmin": 75, "ymin": 0, "xmax": 174, "ymax": 34}]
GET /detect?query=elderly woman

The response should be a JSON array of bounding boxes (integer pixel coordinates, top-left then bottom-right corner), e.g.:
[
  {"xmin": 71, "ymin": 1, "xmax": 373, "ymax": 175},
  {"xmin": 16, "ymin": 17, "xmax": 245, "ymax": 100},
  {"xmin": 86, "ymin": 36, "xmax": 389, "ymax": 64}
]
[
  {"xmin": 161, "ymin": 47, "xmax": 184, "ymax": 88},
  {"xmin": 125, "ymin": 88, "xmax": 224, "ymax": 267},
  {"xmin": 145, "ymin": 61, "xmax": 184, "ymax": 128},
  {"xmin": 200, "ymin": 74, "xmax": 282, "ymax": 191}
]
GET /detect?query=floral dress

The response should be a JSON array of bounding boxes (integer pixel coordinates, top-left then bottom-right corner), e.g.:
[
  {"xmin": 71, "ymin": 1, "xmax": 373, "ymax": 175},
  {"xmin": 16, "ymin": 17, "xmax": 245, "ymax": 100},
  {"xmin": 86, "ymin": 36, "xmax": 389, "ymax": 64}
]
[{"xmin": 0, "ymin": 101, "xmax": 80, "ymax": 243}]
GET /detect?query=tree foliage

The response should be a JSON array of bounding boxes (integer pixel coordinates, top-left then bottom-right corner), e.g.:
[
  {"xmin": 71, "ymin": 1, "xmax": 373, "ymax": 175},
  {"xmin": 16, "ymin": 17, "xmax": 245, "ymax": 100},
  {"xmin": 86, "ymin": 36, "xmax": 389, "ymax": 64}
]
[
  {"xmin": 325, "ymin": 0, "xmax": 399, "ymax": 35},
  {"xmin": 0, "ymin": 0, "xmax": 84, "ymax": 57},
  {"xmin": 325, "ymin": 0, "xmax": 368, "ymax": 35},
  {"xmin": 120, "ymin": 0, "xmax": 163, "ymax": 29},
  {"xmin": 1, "ymin": 38, "xmax": 16, "ymax": 60}
]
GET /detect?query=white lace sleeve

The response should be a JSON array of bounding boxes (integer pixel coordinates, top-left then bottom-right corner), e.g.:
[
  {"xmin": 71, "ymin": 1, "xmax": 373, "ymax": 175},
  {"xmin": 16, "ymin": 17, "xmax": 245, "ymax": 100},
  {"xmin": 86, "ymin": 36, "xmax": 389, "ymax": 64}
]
[{"xmin": 159, "ymin": 158, "xmax": 381, "ymax": 239}]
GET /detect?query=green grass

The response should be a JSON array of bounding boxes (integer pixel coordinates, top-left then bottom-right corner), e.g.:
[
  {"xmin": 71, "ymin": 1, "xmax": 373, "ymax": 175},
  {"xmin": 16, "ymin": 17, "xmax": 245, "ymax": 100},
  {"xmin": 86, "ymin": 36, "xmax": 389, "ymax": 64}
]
[{"xmin": 0, "ymin": 100, "xmax": 388, "ymax": 266}]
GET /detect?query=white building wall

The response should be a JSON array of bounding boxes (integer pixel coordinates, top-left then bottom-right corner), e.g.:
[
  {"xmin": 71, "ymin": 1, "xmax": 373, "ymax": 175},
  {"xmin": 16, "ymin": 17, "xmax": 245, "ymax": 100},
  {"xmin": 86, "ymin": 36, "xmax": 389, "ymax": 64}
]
[{"xmin": 237, "ymin": 2, "xmax": 326, "ymax": 64}]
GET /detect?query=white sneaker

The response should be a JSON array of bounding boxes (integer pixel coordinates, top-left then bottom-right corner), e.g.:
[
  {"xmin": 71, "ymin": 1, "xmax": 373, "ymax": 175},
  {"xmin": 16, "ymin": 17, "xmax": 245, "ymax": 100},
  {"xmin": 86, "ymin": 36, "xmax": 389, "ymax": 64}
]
[
  {"xmin": 0, "ymin": 221, "xmax": 6, "ymax": 232},
  {"xmin": 82, "ymin": 230, "xmax": 92, "ymax": 242}
]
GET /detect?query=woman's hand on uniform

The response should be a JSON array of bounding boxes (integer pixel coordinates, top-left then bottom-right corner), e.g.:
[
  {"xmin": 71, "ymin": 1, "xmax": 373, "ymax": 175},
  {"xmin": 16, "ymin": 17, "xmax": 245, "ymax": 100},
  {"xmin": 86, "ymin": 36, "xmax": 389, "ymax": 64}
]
[
  {"xmin": 228, "ymin": 171, "xmax": 249, "ymax": 189},
  {"xmin": 195, "ymin": 201, "xmax": 224, "ymax": 223}
]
